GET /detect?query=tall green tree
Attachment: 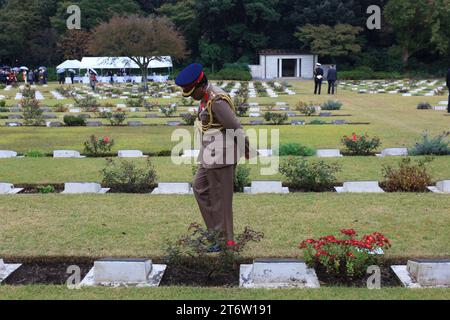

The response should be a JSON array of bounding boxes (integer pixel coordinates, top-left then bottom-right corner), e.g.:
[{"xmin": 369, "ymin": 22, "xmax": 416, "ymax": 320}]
[
  {"xmin": 295, "ymin": 24, "xmax": 363, "ymax": 60},
  {"xmin": 384, "ymin": 0, "xmax": 431, "ymax": 65}
]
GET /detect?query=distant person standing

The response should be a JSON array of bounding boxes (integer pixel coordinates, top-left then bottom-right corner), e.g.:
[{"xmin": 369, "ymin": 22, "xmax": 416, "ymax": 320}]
[
  {"xmin": 28, "ymin": 70, "xmax": 34, "ymax": 84},
  {"xmin": 314, "ymin": 63, "xmax": 324, "ymax": 95},
  {"xmin": 58, "ymin": 72, "xmax": 65, "ymax": 85},
  {"xmin": 108, "ymin": 70, "xmax": 114, "ymax": 84},
  {"xmin": 327, "ymin": 65, "xmax": 337, "ymax": 95},
  {"xmin": 89, "ymin": 71, "xmax": 97, "ymax": 92},
  {"xmin": 70, "ymin": 72, "xmax": 75, "ymax": 84},
  {"xmin": 447, "ymin": 67, "xmax": 450, "ymax": 113}
]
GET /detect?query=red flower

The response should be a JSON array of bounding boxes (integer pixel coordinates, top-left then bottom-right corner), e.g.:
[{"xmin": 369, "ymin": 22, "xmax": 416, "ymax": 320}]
[
  {"xmin": 341, "ymin": 229, "xmax": 357, "ymax": 236},
  {"xmin": 103, "ymin": 137, "xmax": 110, "ymax": 143},
  {"xmin": 352, "ymin": 133, "xmax": 357, "ymax": 142}
]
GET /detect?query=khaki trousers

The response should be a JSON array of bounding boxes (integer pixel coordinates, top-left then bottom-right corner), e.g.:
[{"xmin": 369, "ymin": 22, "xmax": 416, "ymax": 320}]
[{"xmin": 193, "ymin": 165, "xmax": 235, "ymax": 241}]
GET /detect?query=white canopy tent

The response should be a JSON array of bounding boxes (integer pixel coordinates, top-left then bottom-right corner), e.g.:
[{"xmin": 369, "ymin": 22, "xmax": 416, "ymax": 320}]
[
  {"xmin": 56, "ymin": 60, "xmax": 82, "ymax": 70},
  {"xmin": 79, "ymin": 56, "xmax": 173, "ymax": 69}
]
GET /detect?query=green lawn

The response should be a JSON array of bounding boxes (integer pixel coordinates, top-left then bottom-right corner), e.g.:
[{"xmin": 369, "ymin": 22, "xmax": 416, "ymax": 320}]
[
  {"xmin": 0, "ymin": 156, "xmax": 449, "ymax": 184},
  {"xmin": 0, "ymin": 194, "xmax": 449, "ymax": 258},
  {"xmin": 1, "ymin": 81, "xmax": 449, "ymax": 300},
  {"xmin": 0, "ymin": 285, "xmax": 449, "ymax": 300}
]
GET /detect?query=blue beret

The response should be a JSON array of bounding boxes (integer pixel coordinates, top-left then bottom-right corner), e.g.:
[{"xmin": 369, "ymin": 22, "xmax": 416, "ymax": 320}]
[{"xmin": 175, "ymin": 63, "xmax": 203, "ymax": 87}]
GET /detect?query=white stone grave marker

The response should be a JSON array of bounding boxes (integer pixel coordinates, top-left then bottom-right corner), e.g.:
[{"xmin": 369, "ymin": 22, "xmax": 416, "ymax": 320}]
[
  {"xmin": 335, "ymin": 181, "xmax": 385, "ymax": 193},
  {"xmin": 152, "ymin": 183, "xmax": 193, "ymax": 194},
  {"xmin": 427, "ymin": 180, "xmax": 450, "ymax": 193},
  {"xmin": 182, "ymin": 150, "xmax": 200, "ymax": 158},
  {"xmin": 53, "ymin": 150, "xmax": 85, "ymax": 158},
  {"xmin": 240, "ymin": 259, "xmax": 320, "ymax": 288},
  {"xmin": 392, "ymin": 259, "xmax": 450, "ymax": 288},
  {"xmin": 0, "ymin": 150, "xmax": 18, "ymax": 158},
  {"xmin": 0, "ymin": 183, "xmax": 24, "ymax": 195},
  {"xmin": 0, "ymin": 258, "xmax": 22, "ymax": 283},
  {"xmin": 62, "ymin": 183, "xmax": 110, "ymax": 194},
  {"xmin": 316, "ymin": 149, "xmax": 343, "ymax": 158},
  {"xmin": 244, "ymin": 181, "xmax": 289, "ymax": 194},
  {"xmin": 80, "ymin": 258, "xmax": 166, "ymax": 287},
  {"xmin": 118, "ymin": 150, "xmax": 145, "ymax": 158},
  {"xmin": 376, "ymin": 148, "xmax": 408, "ymax": 157}
]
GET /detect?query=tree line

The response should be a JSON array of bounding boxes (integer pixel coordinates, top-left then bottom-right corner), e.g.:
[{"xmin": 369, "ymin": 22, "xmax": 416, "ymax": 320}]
[{"xmin": 0, "ymin": 0, "xmax": 449, "ymax": 74}]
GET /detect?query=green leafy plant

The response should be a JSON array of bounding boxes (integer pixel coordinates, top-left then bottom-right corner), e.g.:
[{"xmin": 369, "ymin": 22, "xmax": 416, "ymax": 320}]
[
  {"xmin": 295, "ymin": 101, "xmax": 316, "ymax": 116},
  {"xmin": 53, "ymin": 103, "xmax": 69, "ymax": 112},
  {"xmin": 382, "ymin": 157, "xmax": 433, "ymax": 192},
  {"xmin": 299, "ymin": 229, "xmax": 391, "ymax": 279},
  {"xmin": 160, "ymin": 104, "xmax": 177, "ymax": 117},
  {"xmin": 181, "ymin": 113, "xmax": 196, "ymax": 126},
  {"xmin": 309, "ymin": 119, "xmax": 327, "ymax": 125},
  {"xmin": 279, "ymin": 142, "xmax": 315, "ymax": 156},
  {"xmin": 341, "ymin": 133, "xmax": 382, "ymax": 155},
  {"xmin": 181, "ymin": 97, "xmax": 195, "ymax": 106},
  {"xmin": 63, "ymin": 115, "xmax": 86, "ymax": 126},
  {"xmin": 37, "ymin": 185, "xmax": 55, "ymax": 194},
  {"xmin": 101, "ymin": 158, "xmax": 158, "ymax": 193},
  {"xmin": 164, "ymin": 222, "xmax": 264, "ymax": 279},
  {"xmin": 234, "ymin": 165, "xmax": 251, "ymax": 192},
  {"xmin": 409, "ymin": 131, "xmax": 449, "ymax": 155},
  {"xmin": 83, "ymin": 135, "xmax": 114, "ymax": 156},
  {"xmin": 321, "ymin": 100, "xmax": 343, "ymax": 110},
  {"xmin": 73, "ymin": 95, "xmax": 101, "ymax": 112},
  {"xmin": 22, "ymin": 96, "xmax": 44, "ymax": 126},
  {"xmin": 280, "ymin": 157, "xmax": 341, "ymax": 191},
  {"xmin": 25, "ymin": 150, "xmax": 45, "ymax": 157},
  {"xmin": 264, "ymin": 112, "xmax": 288, "ymax": 125},
  {"xmin": 109, "ymin": 111, "xmax": 127, "ymax": 126}
]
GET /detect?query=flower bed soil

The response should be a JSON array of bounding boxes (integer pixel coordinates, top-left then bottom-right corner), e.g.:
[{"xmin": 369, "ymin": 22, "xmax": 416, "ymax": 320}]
[{"xmin": 1, "ymin": 257, "xmax": 403, "ymax": 287}]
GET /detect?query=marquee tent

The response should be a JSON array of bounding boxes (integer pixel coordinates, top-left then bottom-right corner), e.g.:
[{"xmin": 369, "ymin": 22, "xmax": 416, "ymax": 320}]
[
  {"xmin": 56, "ymin": 60, "xmax": 82, "ymax": 70},
  {"xmin": 79, "ymin": 57, "xmax": 173, "ymax": 69}
]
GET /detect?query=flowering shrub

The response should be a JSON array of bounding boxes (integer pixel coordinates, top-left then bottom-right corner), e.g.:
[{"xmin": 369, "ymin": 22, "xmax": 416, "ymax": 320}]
[
  {"xmin": 160, "ymin": 104, "xmax": 177, "ymax": 117},
  {"xmin": 321, "ymin": 100, "xmax": 342, "ymax": 110},
  {"xmin": 22, "ymin": 96, "xmax": 44, "ymax": 126},
  {"xmin": 164, "ymin": 222, "xmax": 264, "ymax": 278},
  {"xmin": 109, "ymin": 111, "xmax": 127, "ymax": 126},
  {"xmin": 279, "ymin": 157, "xmax": 341, "ymax": 191},
  {"xmin": 299, "ymin": 229, "xmax": 391, "ymax": 279},
  {"xmin": 295, "ymin": 101, "xmax": 316, "ymax": 116},
  {"xmin": 101, "ymin": 158, "xmax": 157, "ymax": 193},
  {"xmin": 181, "ymin": 113, "xmax": 197, "ymax": 125},
  {"xmin": 83, "ymin": 135, "xmax": 114, "ymax": 156},
  {"xmin": 341, "ymin": 133, "xmax": 381, "ymax": 155},
  {"xmin": 264, "ymin": 112, "xmax": 288, "ymax": 124},
  {"xmin": 382, "ymin": 157, "xmax": 433, "ymax": 192}
]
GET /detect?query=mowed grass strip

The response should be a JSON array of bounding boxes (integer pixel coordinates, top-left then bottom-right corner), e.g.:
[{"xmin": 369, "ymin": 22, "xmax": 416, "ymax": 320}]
[
  {"xmin": 0, "ymin": 194, "xmax": 449, "ymax": 258},
  {"xmin": 0, "ymin": 285, "xmax": 449, "ymax": 300},
  {"xmin": 0, "ymin": 156, "xmax": 449, "ymax": 184}
]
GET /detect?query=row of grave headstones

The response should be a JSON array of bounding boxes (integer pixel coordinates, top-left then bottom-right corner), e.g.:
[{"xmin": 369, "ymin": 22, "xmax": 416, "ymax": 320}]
[
  {"xmin": 0, "ymin": 148, "xmax": 429, "ymax": 159},
  {"xmin": 3, "ymin": 121, "xmax": 186, "ymax": 127},
  {"xmin": 1, "ymin": 180, "xmax": 449, "ymax": 195},
  {"xmin": 1, "ymin": 257, "xmax": 449, "ymax": 288},
  {"xmin": 340, "ymin": 80, "xmax": 448, "ymax": 97}
]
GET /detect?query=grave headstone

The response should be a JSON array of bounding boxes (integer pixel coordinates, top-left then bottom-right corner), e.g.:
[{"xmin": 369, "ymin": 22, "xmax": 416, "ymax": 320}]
[
  {"xmin": 43, "ymin": 114, "xmax": 57, "ymax": 119},
  {"xmin": 0, "ymin": 258, "xmax": 22, "ymax": 283},
  {"xmin": 376, "ymin": 148, "xmax": 408, "ymax": 157},
  {"xmin": 127, "ymin": 121, "xmax": 143, "ymax": 127},
  {"xmin": 332, "ymin": 120, "xmax": 347, "ymax": 125},
  {"xmin": 0, "ymin": 183, "xmax": 24, "ymax": 194},
  {"xmin": 240, "ymin": 259, "xmax": 320, "ymax": 288},
  {"xmin": 427, "ymin": 180, "xmax": 450, "ymax": 193},
  {"xmin": 80, "ymin": 258, "xmax": 166, "ymax": 287},
  {"xmin": 118, "ymin": 150, "xmax": 145, "ymax": 158},
  {"xmin": 146, "ymin": 114, "xmax": 159, "ymax": 118},
  {"xmin": 167, "ymin": 121, "xmax": 181, "ymax": 126},
  {"xmin": 433, "ymin": 106, "xmax": 447, "ymax": 111},
  {"xmin": 69, "ymin": 108, "xmax": 81, "ymax": 113},
  {"xmin": 62, "ymin": 182, "xmax": 110, "ymax": 194},
  {"xmin": 319, "ymin": 112, "xmax": 332, "ymax": 117},
  {"xmin": 10, "ymin": 107, "xmax": 21, "ymax": 112},
  {"xmin": 46, "ymin": 122, "xmax": 62, "ymax": 127},
  {"xmin": 249, "ymin": 120, "xmax": 264, "ymax": 125},
  {"xmin": 249, "ymin": 112, "xmax": 262, "ymax": 118},
  {"xmin": 86, "ymin": 121, "xmax": 103, "ymax": 127},
  {"xmin": 151, "ymin": 182, "xmax": 193, "ymax": 194},
  {"xmin": 182, "ymin": 150, "xmax": 200, "ymax": 158},
  {"xmin": 291, "ymin": 120, "xmax": 305, "ymax": 125},
  {"xmin": 391, "ymin": 259, "xmax": 450, "ymax": 288},
  {"xmin": 316, "ymin": 149, "xmax": 343, "ymax": 158},
  {"xmin": 53, "ymin": 150, "xmax": 85, "ymax": 158},
  {"xmin": 0, "ymin": 150, "xmax": 18, "ymax": 158},
  {"xmin": 257, "ymin": 149, "xmax": 273, "ymax": 157},
  {"xmin": 244, "ymin": 181, "xmax": 289, "ymax": 194},
  {"xmin": 5, "ymin": 122, "xmax": 22, "ymax": 127},
  {"xmin": 335, "ymin": 181, "xmax": 385, "ymax": 193},
  {"xmin": 79, "ymin": 114, "xmax": 91, "ymax": 119}
]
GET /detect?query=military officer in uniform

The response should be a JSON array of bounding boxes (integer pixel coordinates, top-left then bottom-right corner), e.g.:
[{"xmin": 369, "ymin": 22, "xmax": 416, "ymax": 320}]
[
  {"xmin": 314, "ymin": 63, "xmax": 324, "ymax": 95},
  {"xmin": 175, "ymin": 64, "xmax": 252, "ymax": 251}
]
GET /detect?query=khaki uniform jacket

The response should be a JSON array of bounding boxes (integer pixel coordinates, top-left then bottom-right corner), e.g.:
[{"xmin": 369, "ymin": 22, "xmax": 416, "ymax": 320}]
[{"xmin": 197, "ymin": 84, "xmax": 251, "ymax": 169}]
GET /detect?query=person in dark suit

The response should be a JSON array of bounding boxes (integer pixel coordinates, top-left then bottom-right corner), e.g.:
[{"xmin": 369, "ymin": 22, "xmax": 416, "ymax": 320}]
[
  {"xmin": 446, "ymin": 67, "xmax": 450, "ymax": 113},
  {"xmin": 314, "ymin": 63, "xmax": 324, "ymax": 95},
  {"xmin": 327, "ymin": 65, "xmax": 337, "ymax": 95}
]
